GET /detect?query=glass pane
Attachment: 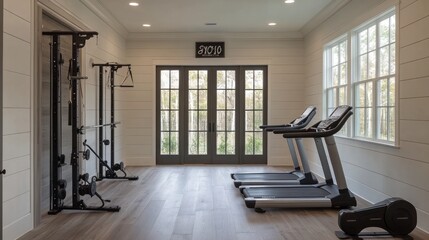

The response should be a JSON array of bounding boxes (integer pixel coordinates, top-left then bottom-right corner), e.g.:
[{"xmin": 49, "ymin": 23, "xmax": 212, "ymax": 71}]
[
  {"xmin": 160, "ymin": 132, "xmax": 170, "ymax": 155},
  {"xmin": 171, "ymin": 70, "xmax": 179, "ymax": 89},
  {"xmin": 339, "ymin": 87, "xmax": 347, "ymax": 105},
  {"xmin": 226, "ymin": 90, "xmax": 235, "ymax": 109},
  {"xmin": 245, "ymin": 132, "xmax": 254, "ymax": 155},
  {"xmin": 368, "ymin": 51, "xmax": 376, "ymax": 79},
  {"xmin": 160, "ymin": 70, "xmax": 170, "ymax": 89},
  {"xmin": 217, "ymin": 71, "xmax": 225, "ymax": 89},
  {"xmin": 199, "ymin": 111, "xmax": 207, "ymax": 131},
  {"xmin": 226, "ymin": 132, "xmax": 235, "ymax": 155},
  {"xmin": 368, "ymin": 25, "xmax": 376, "ymax": 51},
  {"xmin": 199, "ymin": 70, "xmax": 208, "ymax": 89},
  {"xmin": 254, "ymin": 132, "xmax": 263, "ymax": 155},
  {"xmin": 170, "ymin": 90, "xmax": 179, "ymax": 109},
  {"xmin": 199, "ymin": 132, "xmax": 207, "ymax": 155},
  {"xmin": 332, "ymin": 45, "xmax": 339, "ymax": 66},
  {"xmin": 170, "ymin": 132, "xmax": 179, "ymax": 155},
  {"xmin": 389, "ymin": 77, "xmax": 395, "ymax": 106},
  {"xmin": 390, "ymin": 15, "xmax": 396, "ymax": 42},
  {"xmin": 254, "ymin": 90, "xmax": 263, "ymax": 109},
  {"xmin": 340, "ymin": 41, "xmax": 346, "ymax": 63},
  {"xmin": 217, "ymin": 111, "xmax": 225, "ymax": 131},
  {"xmin": 388, "ymin": 107, "xmax": 395, "ymax": 141},
  {"xmin": 255, "ymin": 70, "xmax": 263, "ymax": 89},
  {"xmin": 245, "ymin": 90, "xmax": 254, "ymax": 109},
  {"xmin": 160, "ymin": 90, "xmax": 170, "ymax": 109},
  {"xmin": 332, "ymin": 65, "xmax": 339, "ymax": 86},
  {"xmin": 227, "ymin": 71, "xmax": 236, "ymax": 89},
  {"xmin": 245, "ymin": 70, "xmax": 254, "ymax": 89},
  {"xmin": 217, "ymin": 132, "xmax": 226, "ymax": 155},
  {"xmin": 359, "ymin": 30, "xmax": 367, "ymax": 54},
  {"xmin": 366, "ymin": 82, "xmax": 373, "ymax": 107},
  {"xmin": 366, "ymin": 108, "xmax": 373, "ymax": 138},
  {"xmin": 217, "ymin": 90, "xmax": 225, "ymax": 109},
  {"xmin": 377, "ymin": 107, "xmax": 388, "ymax": 140},
  {"xmin": 378, "ymin": 79, "xmax": 388, "ymax": 107},
  {"xmin": 327, "ymin": 88, "xmax": 337, "ymax": 109},
  {"xmin": 188, "ymin": 111, "xmax": 198, "ymax": 131},
  {"xmin": 355, "ymin": 83, "xmax": 365, "ymax": 107},
  {"xmin": 188, "ymin": 132, "xmax": 198, "ymax": 155},
  {"xmin": 254, "ymin": 111, "xmax": 263, "ymax": 131},
  {"xmin": 161, "ymin": 111, "xmax": 169, "ymax": 131},
  {"xmin": 390, "ymin": 44, "xmax": 396, "ymax": 75},
  {"xmin": 226, "ymin": 111, "xmax": 235, "ymax": 131},
  {"xmin": 170, "ymin": 111, "xmax": 179, "ymax": 131},
  {"xmin": 199, "ymin": 90, "xmax": 207, "ymax": 109},
  {"xmin": 340, "ymin": 63, "xmax": 347, "ymax": 85},
  {"xmin": 188, "ymin": 90, "xmax": 198, "ymax": 109},
  {"xmin": 188, "ymin": 70, "xmax": 198, "ymax": 89},
  {"xmin": 245, "ymin": 111, "xmax": 254, "ymax": 131},
  {"xmin": 360, "ymin": 54, "xmax": 367, "ymax": 80},
  {"xmin": 380, "ymin": 46, "xmax": 389, "ymax": 77},
  {"xmin": 379, "ymin": 18, "xmax": 390, "ymax": 46},
  {"xmin": 355, "ymin": 108, "xmax": 365, "ymax": 137}
]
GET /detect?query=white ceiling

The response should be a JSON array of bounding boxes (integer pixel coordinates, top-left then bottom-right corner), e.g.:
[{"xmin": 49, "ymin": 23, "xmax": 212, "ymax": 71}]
[{"xmin": 97, "ymin": 0, "xmax": 333, "ymax": 33}]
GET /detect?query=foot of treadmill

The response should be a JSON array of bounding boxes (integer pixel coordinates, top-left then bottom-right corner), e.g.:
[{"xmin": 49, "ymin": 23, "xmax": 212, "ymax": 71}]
[{"xmin": 255, "ymin": 208, "xmax": 266, "ymax": 213}]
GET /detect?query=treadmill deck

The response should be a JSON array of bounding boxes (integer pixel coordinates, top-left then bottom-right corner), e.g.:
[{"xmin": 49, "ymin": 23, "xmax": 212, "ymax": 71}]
[
  {"xmin": 232, "ymin": 173, "xmax": 299, "ymax": 181},
  {"xmin": 243, "ymin": 186, "xmax": 329, "ymax": 199}
]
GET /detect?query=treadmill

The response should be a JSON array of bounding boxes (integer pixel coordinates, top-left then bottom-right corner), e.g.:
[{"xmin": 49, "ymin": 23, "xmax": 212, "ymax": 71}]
[
  {"xmin": 231, "ymin": 106, "xmax": 319, "ymax": 188},
  {"xmin": 240, "ymin": 105, "xmax": 357, "ymax": 211}
]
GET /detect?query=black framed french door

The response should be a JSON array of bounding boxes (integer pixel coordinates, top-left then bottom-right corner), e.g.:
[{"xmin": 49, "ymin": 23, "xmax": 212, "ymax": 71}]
[{"xmin": 156, "ymin": 66, "xmax": 267, "ymax": 164}]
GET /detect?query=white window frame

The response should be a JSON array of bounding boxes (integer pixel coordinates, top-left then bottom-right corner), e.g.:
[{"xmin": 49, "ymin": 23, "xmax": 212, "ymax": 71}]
[
  {"xmin": 322, "ymin": 7, "xmax": 398, "ymax": 146},
  {"xmin": 323, "ymin": 35, "xmax": 349, "ymax": 136}
]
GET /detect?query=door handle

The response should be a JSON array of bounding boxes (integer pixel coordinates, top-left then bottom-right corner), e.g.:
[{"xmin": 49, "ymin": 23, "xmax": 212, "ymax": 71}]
[
  {"xmin": 208, "ymin": 122, "xmax": 211, "ymax": 132},
  {"xmin": 212, "ymin": 123, "xmax": 216, "ymax": 133},
  {"xmin": 0, "ymin": 169, "xmax": 6, "ymax": 175}
]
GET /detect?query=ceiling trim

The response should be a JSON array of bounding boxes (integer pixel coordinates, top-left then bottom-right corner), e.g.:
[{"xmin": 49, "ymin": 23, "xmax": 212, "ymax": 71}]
[
  {"xmin": 300, "ymin": 0, "xmax": 352, "ymax": 36},
  {"xmin": 127, "ymin": 32, "xmax": 303, "ymax": 41},
  {"xmin": 79, "ymin": 0, "xmax": 128, "ymax": 37}
]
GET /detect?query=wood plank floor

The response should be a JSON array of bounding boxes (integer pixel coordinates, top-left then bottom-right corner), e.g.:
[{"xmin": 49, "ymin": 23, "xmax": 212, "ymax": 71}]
[{"xmin": 20, "ymin": 165, "xmax": 429, "ymax": 240}]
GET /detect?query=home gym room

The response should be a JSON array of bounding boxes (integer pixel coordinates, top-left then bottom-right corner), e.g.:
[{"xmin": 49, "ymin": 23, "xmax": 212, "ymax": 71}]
[{"xmin": 1, "ymin": 0, "xmax": 429, "ymax": 239}]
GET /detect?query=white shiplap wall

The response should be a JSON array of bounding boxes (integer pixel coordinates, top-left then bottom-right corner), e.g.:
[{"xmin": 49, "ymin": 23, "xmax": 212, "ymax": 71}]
[
  {"xmin": 2, "ymin": 0, "xmax": 33, "ymax": 239},
  {"xmin": 123, "ymin": 35, "xmax": 306, "ymax": 166},
  {"xmin": 304, "ymin": 0, "xmax": 429, "ymax": 233}
]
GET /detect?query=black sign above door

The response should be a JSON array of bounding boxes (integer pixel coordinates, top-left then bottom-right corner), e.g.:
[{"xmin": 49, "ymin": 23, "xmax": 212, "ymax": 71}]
[{"xmin": 195, "ymin": 42, "xmax": 225, "ymax": 58}]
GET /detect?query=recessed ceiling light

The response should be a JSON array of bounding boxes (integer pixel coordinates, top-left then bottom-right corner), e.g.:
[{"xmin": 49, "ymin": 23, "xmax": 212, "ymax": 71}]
[
  {"xmin": 285, "ymin": 0, "xmax": 295, "ymax": 3},
  {"xmin": 129, "ymin": 2, "xmax": 139, "ymax": 6},
  {"xmin": 142, "ymin": 24, "xmax": 151, "ymax": 27},
  {"xmin": 268, "ymin": 23, "xmax": 277, "ymax": 26}
]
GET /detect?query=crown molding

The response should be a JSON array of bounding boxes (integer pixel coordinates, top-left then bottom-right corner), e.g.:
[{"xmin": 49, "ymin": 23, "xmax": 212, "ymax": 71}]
[
  {"xmin": 80, "ymin": 0, "xmax": 128, "ymax": 37},
  {"xmin": 127, "ymin": 31, "xmax": 303, "ymax": 41},
  {"xmin": 300, "ymin": 0, "xmax": 352, "ymax": 36}
]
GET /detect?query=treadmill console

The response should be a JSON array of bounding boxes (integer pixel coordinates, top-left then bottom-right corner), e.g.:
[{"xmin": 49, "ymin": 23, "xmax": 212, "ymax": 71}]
[
  {"xmin": 291, "ymin": 106, "xmax": 316, "ymax": 125},
  {"xmin": 316, "ymin": 105, "xmax": 351, "ymax": 130}
]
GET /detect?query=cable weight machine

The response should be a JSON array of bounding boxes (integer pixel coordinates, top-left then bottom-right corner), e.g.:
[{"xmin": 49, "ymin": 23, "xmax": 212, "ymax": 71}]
[
  {"xmin": 92, "ymin": 62, "xmax": 139, "ymax": 181},
  {"xmin": 43, "ymin": 31, "xmax": 120, "ymax": 214}
]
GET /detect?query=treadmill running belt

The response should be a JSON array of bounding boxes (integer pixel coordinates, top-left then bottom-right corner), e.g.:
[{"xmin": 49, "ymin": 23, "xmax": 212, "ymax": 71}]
[
  {"xmin": 243, "ymin": 187, "xmax": 329, "ymax": 198},
  {"xmin": 233, "ymin": 173, "xmax": 298, "ymax": 180}
]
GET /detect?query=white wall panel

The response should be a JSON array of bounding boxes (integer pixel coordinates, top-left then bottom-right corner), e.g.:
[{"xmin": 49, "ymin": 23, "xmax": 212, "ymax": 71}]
[{"xmin": 303, "ymin": 0, "xmax": 429, "ymax": 233}]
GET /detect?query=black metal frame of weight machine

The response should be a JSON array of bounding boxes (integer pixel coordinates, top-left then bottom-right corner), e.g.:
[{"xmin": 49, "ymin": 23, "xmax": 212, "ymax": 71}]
[
  {"xmin": 43, "ymin": 31, "xmax": 120, "ymax": 214},
  {"xmin": 92, "ymin": 62, "xmax": 139, "ymax": 181}
]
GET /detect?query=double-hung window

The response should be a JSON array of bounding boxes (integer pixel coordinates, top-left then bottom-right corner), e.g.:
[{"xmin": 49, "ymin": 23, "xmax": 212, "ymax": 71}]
[
  {"xmin": 323, "ymin": 8, "xmax": 396, "ymax": 144},
  {"xmin": 324, "ymin": 38, "xmax": 348, "ymax": 135}
]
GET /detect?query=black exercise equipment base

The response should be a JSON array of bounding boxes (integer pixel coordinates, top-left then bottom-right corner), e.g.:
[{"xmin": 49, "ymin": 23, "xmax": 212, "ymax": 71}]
[
  {"xmin": 47, "ymin": 205, "xmax": 120, "ymax": 215},
  {"xmin": 97, "ymin": 176, "xmax": 139, "ymax": 181},
  {"xmin": 335, "ymin": 231, "xmax": 414, "ymax": 240}
]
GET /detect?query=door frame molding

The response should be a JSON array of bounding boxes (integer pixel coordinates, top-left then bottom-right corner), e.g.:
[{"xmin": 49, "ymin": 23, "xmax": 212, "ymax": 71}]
[{"xmin": 1, "ymin": 0, "xmax": 4, "ymax": 237}]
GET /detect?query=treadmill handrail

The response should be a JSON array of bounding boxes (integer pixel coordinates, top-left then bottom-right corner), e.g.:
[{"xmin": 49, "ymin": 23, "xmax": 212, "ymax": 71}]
[
  {"xmin": 260, "ymin": 106, "xmax": 317, "ymax": 131},
  {"xmin": 281, "ymin": 111, "xmax": 353, "ymax": 139}
]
